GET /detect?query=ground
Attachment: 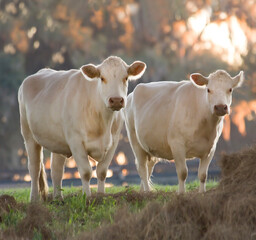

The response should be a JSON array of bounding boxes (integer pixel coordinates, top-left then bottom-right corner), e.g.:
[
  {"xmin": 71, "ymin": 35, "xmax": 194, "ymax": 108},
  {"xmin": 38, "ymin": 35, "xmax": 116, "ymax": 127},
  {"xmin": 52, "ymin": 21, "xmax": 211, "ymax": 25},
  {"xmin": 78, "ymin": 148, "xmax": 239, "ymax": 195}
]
[
  {"xmin": 0, "ymin": 145, "xmax": 256, "ymax": 240},
  {"xmin": 0, "ymin": 182, "xmax": 216, "ymax": 240}
]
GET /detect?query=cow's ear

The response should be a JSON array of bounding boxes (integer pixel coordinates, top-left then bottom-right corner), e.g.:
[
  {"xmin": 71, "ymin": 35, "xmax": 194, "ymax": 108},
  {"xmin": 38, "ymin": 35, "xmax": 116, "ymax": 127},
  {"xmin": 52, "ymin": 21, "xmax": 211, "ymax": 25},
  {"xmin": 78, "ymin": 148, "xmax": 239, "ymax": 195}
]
[
  {"xmin": 232, "ymin": 71, "xmax": 244, "ymax": 88},
  {"xmin": 127, "ymin": 61, "xmax": 146, "ymax": 81},
  {"xmin": 80, "ymin": 64, "xmax": 100, "ymax": 81},
  {"xmin": 190, "ymin": 73, "xmax": 208, "ymax": 87}
]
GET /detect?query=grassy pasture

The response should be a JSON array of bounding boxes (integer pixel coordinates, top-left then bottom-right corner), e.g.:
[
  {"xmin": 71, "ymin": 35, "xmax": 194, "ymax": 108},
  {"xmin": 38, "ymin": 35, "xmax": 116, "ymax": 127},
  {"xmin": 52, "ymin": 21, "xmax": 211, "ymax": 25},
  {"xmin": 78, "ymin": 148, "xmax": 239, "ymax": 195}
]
[
  {"xmin": 1, "ymin": 145, "xmax": 256, "ymax": 240},
  {"xmin": 0, "ymin": 181, "xmax": 217, "ymax": 240}
]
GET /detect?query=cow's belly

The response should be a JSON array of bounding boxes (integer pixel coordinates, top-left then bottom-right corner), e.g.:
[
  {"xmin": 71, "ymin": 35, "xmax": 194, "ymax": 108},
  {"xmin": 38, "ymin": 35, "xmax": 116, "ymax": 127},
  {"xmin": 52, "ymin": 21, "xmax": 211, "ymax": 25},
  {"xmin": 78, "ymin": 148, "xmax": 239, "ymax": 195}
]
[
  {"xmin": 137, "ymin": 133, "xmax": 173, "ymax": 160},
  {"xmin": 33, "ymin": 133, "xmax": 72, "ymax": 156},
  {"xmin": 28, "ymin": 114, "xmax": 71, "ymax": 156}
]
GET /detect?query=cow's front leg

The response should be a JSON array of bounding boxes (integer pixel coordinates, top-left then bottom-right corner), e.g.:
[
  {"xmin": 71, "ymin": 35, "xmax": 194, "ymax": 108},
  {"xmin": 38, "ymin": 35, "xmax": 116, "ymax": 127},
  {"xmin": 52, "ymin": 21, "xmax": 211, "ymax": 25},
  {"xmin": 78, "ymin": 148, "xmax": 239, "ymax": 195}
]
[
  {"xmin": 198, "ymin": 150, "xmax": 215, "ymax": 193},
  {"xmin": 96, "ymin": 160, "xmax": 110, "ymax": 194},
  {"xmin": 70, "ymin": 142, "xmax": 92, "ymax": 197},
  {"xmin": 96, "ymin": 138, "xmax": 119, "ymax": 194}
]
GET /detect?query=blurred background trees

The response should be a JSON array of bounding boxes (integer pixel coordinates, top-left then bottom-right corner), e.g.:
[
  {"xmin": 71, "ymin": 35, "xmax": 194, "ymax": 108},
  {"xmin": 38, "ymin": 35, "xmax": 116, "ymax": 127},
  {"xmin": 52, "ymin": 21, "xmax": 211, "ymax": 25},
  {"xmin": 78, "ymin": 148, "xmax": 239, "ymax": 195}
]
[{"xmin": 0, "ymin": 0, "xmax": 255, "ymax": 171}]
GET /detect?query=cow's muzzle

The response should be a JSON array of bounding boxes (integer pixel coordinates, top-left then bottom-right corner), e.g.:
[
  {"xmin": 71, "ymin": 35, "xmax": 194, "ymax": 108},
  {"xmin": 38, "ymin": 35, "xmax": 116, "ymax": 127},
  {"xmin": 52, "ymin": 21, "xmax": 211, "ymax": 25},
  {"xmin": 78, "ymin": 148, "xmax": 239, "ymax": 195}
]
[
  {"xmin": 214, "ymin": 104, "xmax": 228, "ymax": 116},
  {"xmin": 108, "ymin": 97, "xmax": 124, "ymax": 111}
]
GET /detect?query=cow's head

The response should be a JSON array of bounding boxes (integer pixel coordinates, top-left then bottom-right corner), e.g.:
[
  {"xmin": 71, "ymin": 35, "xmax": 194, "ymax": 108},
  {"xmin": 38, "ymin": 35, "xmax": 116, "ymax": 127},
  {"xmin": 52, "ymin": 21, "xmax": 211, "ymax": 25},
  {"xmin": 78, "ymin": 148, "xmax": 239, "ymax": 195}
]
[
  {"xmin": 190, "ymin": 70, "xmax": 244, "ymax": 117},
  {"xmin": 80, "ymin": 56, "xmax": 146, "ymax": 111}
]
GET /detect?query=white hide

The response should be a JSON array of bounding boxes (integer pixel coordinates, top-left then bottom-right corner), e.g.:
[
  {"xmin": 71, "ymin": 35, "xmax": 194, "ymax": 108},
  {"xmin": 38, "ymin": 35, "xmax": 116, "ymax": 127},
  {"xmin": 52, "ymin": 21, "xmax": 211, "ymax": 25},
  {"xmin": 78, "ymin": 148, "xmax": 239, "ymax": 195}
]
[
  {"xmin": 124, "ymin": 70, "xmax": 243, "ymax": 193},
  {"xmin": 18, "ymin": 56, "xmax": 146, "ymax": 201}
]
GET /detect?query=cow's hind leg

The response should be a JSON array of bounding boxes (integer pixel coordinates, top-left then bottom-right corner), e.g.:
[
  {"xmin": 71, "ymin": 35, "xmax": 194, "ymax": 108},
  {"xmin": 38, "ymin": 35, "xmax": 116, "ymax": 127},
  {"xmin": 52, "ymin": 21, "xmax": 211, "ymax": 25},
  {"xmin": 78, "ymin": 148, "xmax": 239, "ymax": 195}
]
[
  {"xmin": 21, "ymin": 115, "xmax": 47, "ymax": 201},
  {"xmin": 198, "ymin": 150, "xmax": 215, "ymax": 193},
  {"xmin": 51, "ymin": 153, "xmax": 66, "ymax": 200},
  {"xmin": 140, "ymin": 157, "xmax": 158, "ymax": 191},
  {"xmin": 148, "ymin": 157, "xmax": 158, "ymax": 188},
  {"xmin": 25, "ymin": 140, "xmax": 44, "ymax": 201},
  {"xmin": 128, "ymin": 131, "xmax": 150, "ymax": 192}
]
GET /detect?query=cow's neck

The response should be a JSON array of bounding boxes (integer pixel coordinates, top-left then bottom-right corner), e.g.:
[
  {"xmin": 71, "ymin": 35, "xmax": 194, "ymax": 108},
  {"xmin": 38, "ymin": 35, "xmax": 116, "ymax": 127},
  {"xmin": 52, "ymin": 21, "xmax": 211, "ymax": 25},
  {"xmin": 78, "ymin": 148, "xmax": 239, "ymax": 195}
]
[
  {"xmin": 196, "ymin": 92, "xmax": 224, "ymax": 143},
  {"xmin": 203, "ymin": 109, "xmax": 224, "ymax": 141},
  {"xmin": 209, "ymin": 113, "xmax": 223, "ymax": 126},
  {"xmin": 200, "ymin": 91, "xmax": 224, "ymax": 130},
  {"xmin": 95, "ymin": 95, "xmax": 115, "ymax": 130}
]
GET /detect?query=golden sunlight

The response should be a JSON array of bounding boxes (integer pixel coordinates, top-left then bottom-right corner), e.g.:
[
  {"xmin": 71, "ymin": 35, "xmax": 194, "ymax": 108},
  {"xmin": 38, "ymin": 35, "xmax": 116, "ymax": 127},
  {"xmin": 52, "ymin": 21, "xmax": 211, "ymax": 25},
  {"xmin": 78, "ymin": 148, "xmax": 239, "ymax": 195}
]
[
  {"xmin": 116, "ymin": 152, "xmax": 128, "ymax": 165},
  {"xmin": 222, "ymin": 100, "xmax": 256, "ymax": 140},
  {"xmin": 12, "ymin": 174, "xmax": 21, "ymax": 181},
  {"xmin": 24, "ymin": 174, "xmax": 31, "ymax": 182},
  {"xmin": 192, "ymin": 15, "xmax": 247, "ymax": 66},
  {"xmin": 66, "ymin": 158, "xmax": 76, "ymax": 168},
  {"xmin": 122, "ymin": 168, "xmax": 129, "ymax": 177},
  {"xmin": 45, "ymin": 157, "xmax": 51, "ymax": 169}
]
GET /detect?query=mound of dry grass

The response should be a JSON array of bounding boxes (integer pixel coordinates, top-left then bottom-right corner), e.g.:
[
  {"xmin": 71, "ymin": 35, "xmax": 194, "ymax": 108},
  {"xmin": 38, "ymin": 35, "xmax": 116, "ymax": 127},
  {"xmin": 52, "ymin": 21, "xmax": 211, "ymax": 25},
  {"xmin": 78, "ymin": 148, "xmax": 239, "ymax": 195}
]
[
  {"xmin": 16, "ymin": 203, "xmax": 52, "ymax": 239},
  {"xmin": 1, "ymin": 203, "xmax": 53, "ymax": 240},
  {"xmin": 0, "ymin": 195, "xmax": 18, "ymax": 214},
  {"xmin": 86, "ymin": 188, "xmax": 173, "ymax": 206},
  {"xmin": 79, "ymin": 145, "xmax": 256, "ymax": 240},
  {"xmin": 0, "ymin": 194, "xmax": 22, "ymax": 226}
]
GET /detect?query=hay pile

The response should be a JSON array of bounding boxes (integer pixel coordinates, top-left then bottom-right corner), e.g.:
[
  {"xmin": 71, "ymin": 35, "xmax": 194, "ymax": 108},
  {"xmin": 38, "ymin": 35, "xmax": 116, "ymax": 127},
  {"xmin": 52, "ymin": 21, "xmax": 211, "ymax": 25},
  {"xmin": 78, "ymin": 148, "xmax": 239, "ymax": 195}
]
[
  {"xmin": 1, "ymin": 202, "xmax": 53, "ymax": 240},
  {"xmin": 80, "ymin": 145, "xmax": 256, "ymax": 240},
  {"xmin": 0, "ymin": 194, "xmax": 20, "ymax": 223}
]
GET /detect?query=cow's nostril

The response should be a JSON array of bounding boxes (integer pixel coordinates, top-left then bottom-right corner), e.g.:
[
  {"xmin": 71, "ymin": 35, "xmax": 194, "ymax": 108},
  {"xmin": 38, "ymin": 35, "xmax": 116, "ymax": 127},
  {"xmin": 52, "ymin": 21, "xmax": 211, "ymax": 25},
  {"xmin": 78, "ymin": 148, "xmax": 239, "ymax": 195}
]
[
  {"xmin": 109, "ymin": 98, "xmax": 114, "ymax": 104},
  {"xmin": 120, "ymin": 98, "xmax": 124, "ymax": 104},
  {"xmin": 224, "ymin": 105, "xmax": 227, "ymax": 111}
]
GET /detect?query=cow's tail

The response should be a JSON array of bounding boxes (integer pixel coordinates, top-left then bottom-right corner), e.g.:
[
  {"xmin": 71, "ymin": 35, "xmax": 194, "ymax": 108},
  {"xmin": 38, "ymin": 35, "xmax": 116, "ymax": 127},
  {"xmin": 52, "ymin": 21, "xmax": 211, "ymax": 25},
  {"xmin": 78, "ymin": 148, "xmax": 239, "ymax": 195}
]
[
  {"xmin": 39, "ymin": 161, "xmax": 49, "ymax": 201},
  {"xmin": 148, "ymin": 157, "xmax": 159, "ymax": 190}
]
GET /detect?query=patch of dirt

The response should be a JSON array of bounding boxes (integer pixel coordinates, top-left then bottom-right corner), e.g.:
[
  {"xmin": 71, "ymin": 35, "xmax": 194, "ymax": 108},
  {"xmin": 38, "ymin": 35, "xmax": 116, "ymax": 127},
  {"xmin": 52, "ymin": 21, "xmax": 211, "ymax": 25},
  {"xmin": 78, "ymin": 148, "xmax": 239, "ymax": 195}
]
[{"xmin": 78, "ymin": 145, "xmax": 256, "ymax": 240}]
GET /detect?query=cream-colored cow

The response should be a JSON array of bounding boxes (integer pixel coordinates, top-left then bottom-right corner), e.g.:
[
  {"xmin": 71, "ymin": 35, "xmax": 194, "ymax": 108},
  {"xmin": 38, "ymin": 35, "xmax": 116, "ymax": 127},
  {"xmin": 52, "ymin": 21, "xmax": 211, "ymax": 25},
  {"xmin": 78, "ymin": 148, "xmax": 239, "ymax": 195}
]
[
  {"xmin": 18, "ymin": 56, "xmax": 146, "ymax": 201},
  {"xmin": 124, "ymin": 70, "xmax": 243, "ymax": 193}
]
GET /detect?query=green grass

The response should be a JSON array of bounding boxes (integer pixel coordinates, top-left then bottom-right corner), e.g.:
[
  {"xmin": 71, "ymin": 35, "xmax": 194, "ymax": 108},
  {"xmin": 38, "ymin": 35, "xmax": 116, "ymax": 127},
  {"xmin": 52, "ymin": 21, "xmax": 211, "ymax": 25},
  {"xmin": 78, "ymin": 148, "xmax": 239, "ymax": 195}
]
[{"xmin": 0, "ymin": 181, "xmax": 218, "ymax": 239}]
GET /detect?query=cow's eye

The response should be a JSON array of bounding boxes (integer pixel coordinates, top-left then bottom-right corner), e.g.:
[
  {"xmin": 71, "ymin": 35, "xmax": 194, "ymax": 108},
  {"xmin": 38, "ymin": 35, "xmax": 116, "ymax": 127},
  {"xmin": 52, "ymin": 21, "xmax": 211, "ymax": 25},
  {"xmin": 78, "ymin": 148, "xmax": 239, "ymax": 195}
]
[
  {"xmin": 123, "ymin": 76, "xmax": 128, "ymax": 83},
  {"xmin": 229, "ymin": 88, "xmax": 232, "ymax": 93},
  {"xmin": 207, "ymin": 88, "xmax": 211, "ymax": 93},
  {"xmin": 101, "ymin": 77, "xmax": 106, "ymax": 83}
]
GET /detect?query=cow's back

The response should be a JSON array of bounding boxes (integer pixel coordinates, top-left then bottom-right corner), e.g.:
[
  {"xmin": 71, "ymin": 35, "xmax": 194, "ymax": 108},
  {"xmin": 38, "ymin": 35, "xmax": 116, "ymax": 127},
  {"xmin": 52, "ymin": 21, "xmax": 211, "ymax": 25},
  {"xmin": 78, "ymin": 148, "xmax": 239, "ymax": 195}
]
[
  {"xmin": 18, "ymin": 68, "xmax": 87, "ymax": 155},
  {"xmin": 20, "ymin": 69, "xmax": 80, "ymax": 104}
]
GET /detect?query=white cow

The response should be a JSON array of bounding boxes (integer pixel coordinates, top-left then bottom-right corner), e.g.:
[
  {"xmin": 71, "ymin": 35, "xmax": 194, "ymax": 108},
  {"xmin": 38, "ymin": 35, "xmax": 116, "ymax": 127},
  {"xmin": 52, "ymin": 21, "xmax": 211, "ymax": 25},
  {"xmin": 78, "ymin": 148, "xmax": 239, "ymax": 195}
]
[
  {"xmin": 18, "ymin": 56, "xmax": 146, "ymax": 201},
  {"xmin": 124, "ymin": 70, "xmax": 244, "ymax": 193}
]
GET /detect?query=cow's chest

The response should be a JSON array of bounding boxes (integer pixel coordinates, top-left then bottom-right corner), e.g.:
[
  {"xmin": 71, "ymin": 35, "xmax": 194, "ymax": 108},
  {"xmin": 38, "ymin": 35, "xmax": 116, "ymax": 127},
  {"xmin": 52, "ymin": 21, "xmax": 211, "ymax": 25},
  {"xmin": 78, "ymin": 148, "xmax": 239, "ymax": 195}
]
[
  {"xmin": 186, "ymin": 118, "xmax": 222, "ymax": 158},
  {"xmin": 85, "ymin": 131, "xmax": 113, "ymax": 161},
  {"xmin": 77, "ymin": 110, "xmax": 121, "ymax": 161}
]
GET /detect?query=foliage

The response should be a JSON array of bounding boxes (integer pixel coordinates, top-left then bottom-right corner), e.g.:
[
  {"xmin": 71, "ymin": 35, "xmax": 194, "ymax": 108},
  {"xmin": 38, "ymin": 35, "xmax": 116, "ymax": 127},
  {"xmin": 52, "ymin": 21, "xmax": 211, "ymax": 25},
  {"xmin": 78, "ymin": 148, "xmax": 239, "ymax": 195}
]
[
  {"xmin": 1, "ymin": 0, "xmax": 256, "ymax": 89},
  {"xmin": 0, "ymin": 0, "xmax": 255, "ymax": 170},
  {"xmin": 0, "ymin": 52, "xmax": 24, "ymax": 91}
]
